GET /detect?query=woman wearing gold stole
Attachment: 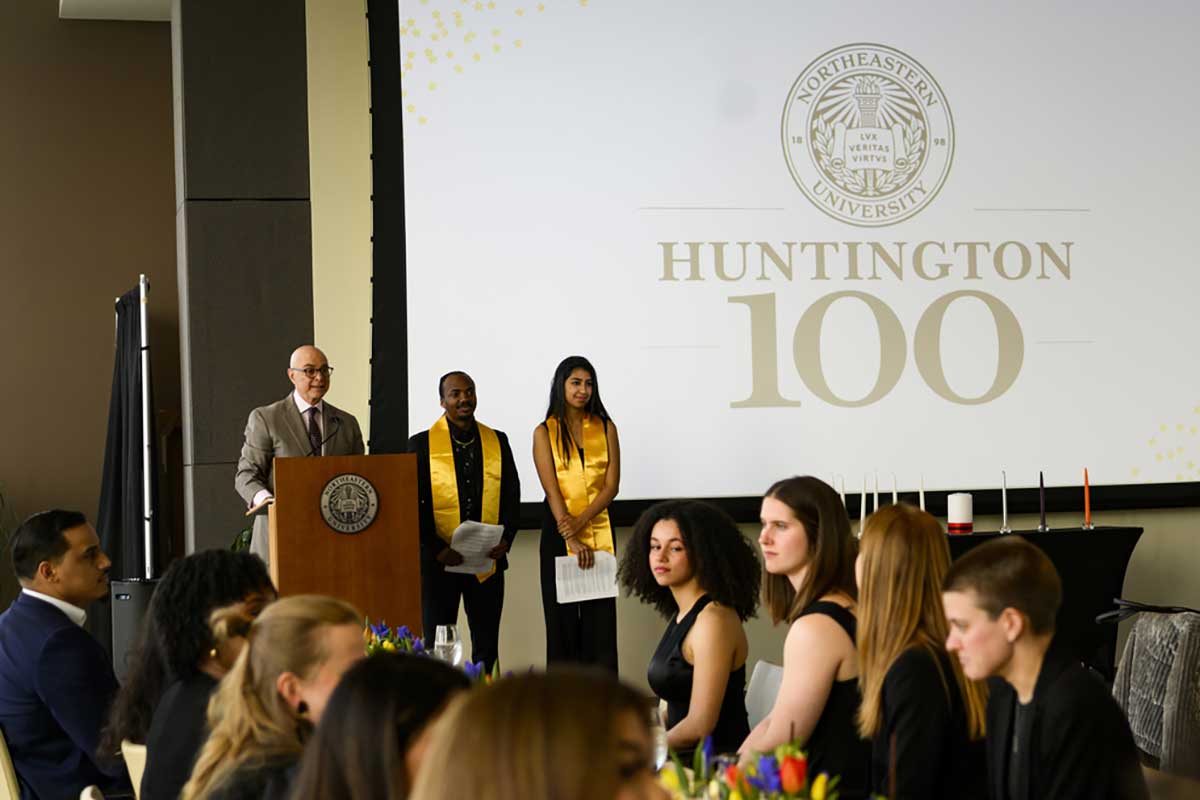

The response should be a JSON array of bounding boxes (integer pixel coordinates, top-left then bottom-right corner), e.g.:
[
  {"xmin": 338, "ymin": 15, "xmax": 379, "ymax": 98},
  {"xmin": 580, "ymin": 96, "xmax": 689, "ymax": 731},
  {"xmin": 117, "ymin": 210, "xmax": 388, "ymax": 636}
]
[{"xmin": 533, "ymin": 355, "xmax": 622, "ymax": 672}]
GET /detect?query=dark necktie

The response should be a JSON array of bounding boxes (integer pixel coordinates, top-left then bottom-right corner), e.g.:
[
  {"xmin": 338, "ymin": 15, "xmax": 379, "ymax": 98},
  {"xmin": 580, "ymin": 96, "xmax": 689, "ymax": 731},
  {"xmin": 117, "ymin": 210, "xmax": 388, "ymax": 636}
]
[{"xmin": 307, "ymin": 407, "xmax": 322, "ymax": 455}]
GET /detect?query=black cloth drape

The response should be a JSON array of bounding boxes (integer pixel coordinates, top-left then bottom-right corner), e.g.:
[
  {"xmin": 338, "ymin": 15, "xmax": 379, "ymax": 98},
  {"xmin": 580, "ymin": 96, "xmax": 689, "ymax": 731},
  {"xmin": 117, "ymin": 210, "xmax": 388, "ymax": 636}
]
[{"xmin": 95, "ymin": 288, "xmax": 159, "ymax": 651}]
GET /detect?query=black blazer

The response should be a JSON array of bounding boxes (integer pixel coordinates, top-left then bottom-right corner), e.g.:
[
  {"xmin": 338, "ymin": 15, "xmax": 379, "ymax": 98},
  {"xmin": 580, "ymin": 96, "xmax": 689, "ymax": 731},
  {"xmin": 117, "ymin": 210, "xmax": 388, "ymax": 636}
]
[
  {"xmin": 0, "ymin": 592, "xmax": 128, "ymax": 800},
  {"xmin": 871, "ymin": 646, "xmax": 987, "ymax": 800},
  {"xmin": 985, "ymin": 636, "xmax": 1149, "ymax": 800},
  {"xmin": 407, "ymin": 424, "xmax": 521, "ymax": 574}
]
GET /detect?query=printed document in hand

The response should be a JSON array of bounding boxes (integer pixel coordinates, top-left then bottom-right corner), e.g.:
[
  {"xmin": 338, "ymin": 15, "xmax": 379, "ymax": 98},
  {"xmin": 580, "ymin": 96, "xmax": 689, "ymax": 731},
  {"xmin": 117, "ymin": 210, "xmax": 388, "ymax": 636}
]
[
  {"xmin": 555, "ymin": 551, "xmax": 619, "ymax": 604},
  {"xmin": 444, "ymin": 521, "xmax": 505, "ymax": 574}
]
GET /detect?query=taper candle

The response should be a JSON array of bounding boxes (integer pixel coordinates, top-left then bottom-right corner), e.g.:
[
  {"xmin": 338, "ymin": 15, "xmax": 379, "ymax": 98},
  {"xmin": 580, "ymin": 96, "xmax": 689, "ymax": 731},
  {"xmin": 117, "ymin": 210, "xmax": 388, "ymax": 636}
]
[
  {"xmin": 859, "ymin": 474, "xmax": 867, "ymax": 533},
  {"xmin": 873, "ymin": 471, "xmax": 879, "ymax": 513},
  {"xmin": 1039, "ymin": 471, "xmax": 1047, "ymax": 531},
  {"xmin": 1084, "ymin": 468, "xmax": 1092, "ymax": 528},
  {"xmin": 892, "ymin": 473, "xmax": 898, "ymax": 505},
  {"xmin": 1000, "ymin": 470, "xmax": 1011, "ymax": 533},
  {"xmin": 919, "ymin": 475, "xmax": 926, "ymax": 511}
]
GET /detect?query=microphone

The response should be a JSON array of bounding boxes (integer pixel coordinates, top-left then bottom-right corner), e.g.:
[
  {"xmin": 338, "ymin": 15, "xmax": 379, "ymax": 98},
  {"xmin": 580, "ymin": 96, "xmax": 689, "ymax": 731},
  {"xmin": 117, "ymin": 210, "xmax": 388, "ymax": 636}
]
[{"xmin": 310, "ymin": 415, "xmax": 342, "ymax": 456}]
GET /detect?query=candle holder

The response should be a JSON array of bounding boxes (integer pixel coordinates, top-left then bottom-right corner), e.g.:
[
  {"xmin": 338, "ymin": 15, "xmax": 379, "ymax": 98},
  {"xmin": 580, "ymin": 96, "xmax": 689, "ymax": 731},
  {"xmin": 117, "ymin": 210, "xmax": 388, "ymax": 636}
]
[
  {"xmin": 1037, "ymin": 523, "xmax": 1050, "ymax": 532},
  {"xmin": 1082, "ymin": 522, "xmax": 1095, "ymax": 531},
  {"xmin": 999, "ymin": 523, "xmax": 1013, "ymax": 534}
]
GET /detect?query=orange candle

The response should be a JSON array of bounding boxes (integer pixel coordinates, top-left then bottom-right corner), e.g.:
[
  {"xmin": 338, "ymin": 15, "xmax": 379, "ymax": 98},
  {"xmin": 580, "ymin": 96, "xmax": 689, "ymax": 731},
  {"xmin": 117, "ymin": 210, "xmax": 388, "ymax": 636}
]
[{"xmin": 1084, "ymin": 468, "xmax": 1091, "ymax": 527}]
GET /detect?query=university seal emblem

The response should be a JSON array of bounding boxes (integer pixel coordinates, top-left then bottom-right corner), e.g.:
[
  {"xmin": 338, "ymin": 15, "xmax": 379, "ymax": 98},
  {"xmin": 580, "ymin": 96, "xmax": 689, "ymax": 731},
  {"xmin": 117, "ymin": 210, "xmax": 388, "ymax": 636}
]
[
  {"xmin": 782, "ymin": 43, "xmax": 954, "ymax": 227},
  {"xmin": 319, "ymin": 473, "xmax": 379, "ymax": 534}
]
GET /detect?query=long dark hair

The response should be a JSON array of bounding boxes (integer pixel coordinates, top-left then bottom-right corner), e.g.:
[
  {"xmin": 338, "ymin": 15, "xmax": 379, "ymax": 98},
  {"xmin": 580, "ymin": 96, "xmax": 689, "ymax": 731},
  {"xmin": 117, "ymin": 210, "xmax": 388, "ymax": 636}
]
[
  {"xmin": 543, "ymin": 355, "xmax": 610, "ymax": 464},
  {"xmin": 761, "ymin": 476, "xmax": 857, "ymax": 624},
  {"xmin": 290, "ymin": 653, "xmax": 471, "ymax": 800},
  {"xmin": 97, "ymin": 550, "xmax": 274, "ymax": 759},
  {"xmin": 618, "ymin": 500, "xmax": 760, "ymax": 621}
]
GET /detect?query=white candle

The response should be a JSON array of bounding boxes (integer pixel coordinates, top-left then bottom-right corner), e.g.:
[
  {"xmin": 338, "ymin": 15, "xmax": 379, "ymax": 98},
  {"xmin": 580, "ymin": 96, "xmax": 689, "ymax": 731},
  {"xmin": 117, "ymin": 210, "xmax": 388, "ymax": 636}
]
[
  {"xmin": 859, "ymin": 475, "xmax": 867, "ymax": 532},
  {"xmin": 873, "ymin": 471, "xmax": 879, "ymax": 513},
  {"xmin": 919, "ymin": 475, "xmax": 926, "ymax": 511},
  {"xmin": 1001, "ymin": 470, "xmax": 1010, "ymax": 532},
  {"xmin": 839, "ymin": 475, "xmax": 846, "ymax": 508},
  {"xmin": 892, "ymin": 473, "xmax": 898, "ymax": 505}
]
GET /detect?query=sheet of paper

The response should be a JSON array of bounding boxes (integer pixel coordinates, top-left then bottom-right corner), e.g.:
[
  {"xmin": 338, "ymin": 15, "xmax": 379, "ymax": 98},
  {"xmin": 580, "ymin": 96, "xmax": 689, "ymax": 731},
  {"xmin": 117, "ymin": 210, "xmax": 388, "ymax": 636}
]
[
  {"xmin": 444, "ymin": 521, "xmax": 505, "ymax": 574},
  {"xmin": 555, "ymin": 551, "xmax": 619, "ymax": 604}
]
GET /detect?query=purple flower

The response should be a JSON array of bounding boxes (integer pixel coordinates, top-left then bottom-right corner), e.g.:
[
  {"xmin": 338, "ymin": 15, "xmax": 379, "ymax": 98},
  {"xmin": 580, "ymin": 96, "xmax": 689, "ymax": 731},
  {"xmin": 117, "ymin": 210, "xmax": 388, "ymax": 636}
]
[
  {"xmin": 411, "ymin": 638, "xmax": 425, "ymax": 654},
  {"xmin": 369, "ymin": 619, "xmax": 391, "ymax": 639},
  {"xmin": 701, "ymin": 736, "xmax": 714, "ymax": 773},
  {"xmin": 396, "ymin": 625, "xmax": 412, "ymax": 641},
  {"xmin": 747, "ymin": 754, "xmax": 781, "ymax": 793},
  {"xmin": 463, "ymin": 661, "xmax": 484, "ymax": 680}
]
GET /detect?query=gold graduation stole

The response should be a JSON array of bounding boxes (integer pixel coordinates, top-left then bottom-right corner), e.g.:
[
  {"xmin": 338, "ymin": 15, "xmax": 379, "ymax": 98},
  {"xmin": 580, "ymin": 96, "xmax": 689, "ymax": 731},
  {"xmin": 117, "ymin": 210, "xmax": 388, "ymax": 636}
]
[
  {"xmin": 428, "ymin": 415, "xmax": 503, "ymax": 582},
  {"xmin": 544, "ymin": 415, "xmax": 614, "ymax": 555}
]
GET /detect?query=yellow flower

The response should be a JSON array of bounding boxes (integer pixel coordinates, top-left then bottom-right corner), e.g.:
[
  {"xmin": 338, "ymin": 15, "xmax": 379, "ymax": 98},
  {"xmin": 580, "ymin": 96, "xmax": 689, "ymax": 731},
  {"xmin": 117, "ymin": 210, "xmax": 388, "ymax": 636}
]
[
  {"xmin": 381, "ymin": 639, "xmax": 397, "ymax": 652},
  {"xmin": 811, "ymin": 772, "xmax": 828, "ymax": 800},
  {"xmin": 658, "ymin": 769, "xmax": 681, "ymax": 792},
  {"xmin": 728, "ymin": 791, "xmax": 743, "ymax": 800}
]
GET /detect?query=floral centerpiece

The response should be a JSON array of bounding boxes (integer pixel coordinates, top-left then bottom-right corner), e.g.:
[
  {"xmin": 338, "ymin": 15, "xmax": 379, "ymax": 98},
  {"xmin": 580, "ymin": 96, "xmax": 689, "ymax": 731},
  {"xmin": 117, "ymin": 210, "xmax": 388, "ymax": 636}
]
[
  {"xmin": 362, "ymin": 618, "xmax": 498, "ymax": 683},
  {"xmin": 660, "ymin": 737, "xmax": 840, "ymax": 800}
]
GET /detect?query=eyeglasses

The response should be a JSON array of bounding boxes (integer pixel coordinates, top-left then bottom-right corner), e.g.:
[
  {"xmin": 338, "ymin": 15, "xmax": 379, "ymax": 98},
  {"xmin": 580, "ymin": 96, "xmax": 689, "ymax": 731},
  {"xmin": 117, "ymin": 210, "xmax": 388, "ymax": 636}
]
[{"xmin": 290, "ymin": 366, "xmax": 334, "ymax": 378}]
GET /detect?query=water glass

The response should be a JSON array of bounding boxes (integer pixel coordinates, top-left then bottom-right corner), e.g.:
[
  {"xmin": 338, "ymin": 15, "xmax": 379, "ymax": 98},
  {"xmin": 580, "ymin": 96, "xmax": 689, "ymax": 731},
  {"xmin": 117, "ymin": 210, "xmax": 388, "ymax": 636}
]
[{"xmin": 434, "ymin": 624, "xmax": 463, "ymax": 666}]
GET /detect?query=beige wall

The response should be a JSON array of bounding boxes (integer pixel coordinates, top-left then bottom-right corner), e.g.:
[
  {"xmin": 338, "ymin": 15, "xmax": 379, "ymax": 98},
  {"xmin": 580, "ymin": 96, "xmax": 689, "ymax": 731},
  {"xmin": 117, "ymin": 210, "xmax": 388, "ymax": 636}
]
[
  {"xmin": 305, "ymin": 2, "xmax": 1200, "ymax": 689},
  {"xmin": 306, "ymin": 0, "xmax": 373, "ymax": 441},
  {"xmin": 456, "ymin": 508, "xmax": 1200, "ymax": 690},
  {"xmin": 0, "ymin": 2, "xmax": 178, "ymax": 598}
]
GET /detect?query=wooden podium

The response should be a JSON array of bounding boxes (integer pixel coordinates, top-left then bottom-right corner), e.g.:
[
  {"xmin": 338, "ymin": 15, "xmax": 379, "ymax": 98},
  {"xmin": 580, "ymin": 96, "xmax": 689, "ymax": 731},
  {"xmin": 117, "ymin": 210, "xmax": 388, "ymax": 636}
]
[{"xmin": 266, "ymin": 454, "xmax": 422, "ymax": 636}]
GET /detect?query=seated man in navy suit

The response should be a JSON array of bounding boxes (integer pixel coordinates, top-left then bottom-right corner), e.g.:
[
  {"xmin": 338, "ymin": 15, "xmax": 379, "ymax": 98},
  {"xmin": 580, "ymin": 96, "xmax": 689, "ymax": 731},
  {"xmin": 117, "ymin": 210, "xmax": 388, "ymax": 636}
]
[{"xmin": 0, "ymin": 510, "xmax": 131, "ymax": 799}]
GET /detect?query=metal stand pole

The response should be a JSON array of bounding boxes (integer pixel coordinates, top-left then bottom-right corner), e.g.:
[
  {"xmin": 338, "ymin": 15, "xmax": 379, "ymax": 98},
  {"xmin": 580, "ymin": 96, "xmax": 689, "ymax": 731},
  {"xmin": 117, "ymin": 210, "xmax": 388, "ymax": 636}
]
[{"xmin": 139, "ymin": 275, "xmax": 154, "ymax": 579}]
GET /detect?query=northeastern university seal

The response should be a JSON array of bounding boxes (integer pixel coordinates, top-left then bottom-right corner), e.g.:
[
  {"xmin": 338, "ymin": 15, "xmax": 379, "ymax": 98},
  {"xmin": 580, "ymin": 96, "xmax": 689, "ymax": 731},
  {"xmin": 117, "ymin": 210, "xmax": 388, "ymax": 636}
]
[
  {"xmin": 319, "ymin": 473, "xmax": 379, "ymax": 534},
  {"xmin": 783, "ymin": 43, "xmax": 954, "ymax": 227}
]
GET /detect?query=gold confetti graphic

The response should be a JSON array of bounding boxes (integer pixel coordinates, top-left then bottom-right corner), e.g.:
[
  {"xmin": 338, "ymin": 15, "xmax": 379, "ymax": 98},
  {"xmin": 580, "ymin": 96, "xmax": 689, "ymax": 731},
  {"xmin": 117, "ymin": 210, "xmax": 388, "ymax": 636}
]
[
  {"xmin": 1134, "ymin": 408, "xmax": 1200, "ymax": 481},
  {"xmin": 400, "ymin": 0, "xmax": 590, "ymax": 127}
]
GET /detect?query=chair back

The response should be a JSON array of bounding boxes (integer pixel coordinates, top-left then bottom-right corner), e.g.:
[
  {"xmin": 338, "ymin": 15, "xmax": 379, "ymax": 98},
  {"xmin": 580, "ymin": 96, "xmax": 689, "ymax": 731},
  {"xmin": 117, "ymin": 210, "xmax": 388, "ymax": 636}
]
[
  {"xmin": 745, "ymin": 660, "xmax": 784, "ymax": 730},
  {"xmin": 1113, "ymin": 611, "xmax": 1200, "ymax": 778},
  {"xmin": 120, "ymin": 740, "xmax": 147, "ymax": 799},
  {"xmin": 0, "ymin": 728, "xmax": 21, "ymax": 800}
]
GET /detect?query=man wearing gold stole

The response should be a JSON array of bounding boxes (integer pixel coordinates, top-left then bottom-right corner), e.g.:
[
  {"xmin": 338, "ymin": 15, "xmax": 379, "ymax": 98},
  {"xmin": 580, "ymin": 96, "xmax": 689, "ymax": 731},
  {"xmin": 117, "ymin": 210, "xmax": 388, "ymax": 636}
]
[
  {"xmin": 407, "ymin": 371, "xmax": 520, "ymax": 672},
  {"xmin": 533, "ymin": 356, "xmax": 621, "ymax": 673}
]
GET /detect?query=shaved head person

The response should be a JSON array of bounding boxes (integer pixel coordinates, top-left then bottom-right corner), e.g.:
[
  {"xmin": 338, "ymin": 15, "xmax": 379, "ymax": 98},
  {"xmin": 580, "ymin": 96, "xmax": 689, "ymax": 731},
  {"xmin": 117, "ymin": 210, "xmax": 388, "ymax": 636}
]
[{"xmin": 235, "ymin": 345, "xmax": 365, "ymax": 563}]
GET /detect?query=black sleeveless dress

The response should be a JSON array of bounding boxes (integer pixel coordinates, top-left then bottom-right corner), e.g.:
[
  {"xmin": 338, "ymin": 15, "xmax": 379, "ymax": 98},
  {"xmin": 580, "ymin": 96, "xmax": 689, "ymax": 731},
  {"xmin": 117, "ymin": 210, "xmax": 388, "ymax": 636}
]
[
  {"xmin": 647, "ymin": 595, "xmax": 749, "ymax": 759},
  {"xmin": 798, "ymin": 601, "xmax": 871, "ymax": 800}
]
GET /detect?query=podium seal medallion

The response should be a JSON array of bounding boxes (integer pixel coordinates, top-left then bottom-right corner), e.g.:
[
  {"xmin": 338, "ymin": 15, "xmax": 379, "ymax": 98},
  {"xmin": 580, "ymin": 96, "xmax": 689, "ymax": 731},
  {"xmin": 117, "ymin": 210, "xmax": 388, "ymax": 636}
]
[
  {"xmin": 319, "ymin": 473, "xmax": 379, "ymax": 534},
  {"xmin": 782, "ymin": 43, "xmax": 954, "ymax": 227}
]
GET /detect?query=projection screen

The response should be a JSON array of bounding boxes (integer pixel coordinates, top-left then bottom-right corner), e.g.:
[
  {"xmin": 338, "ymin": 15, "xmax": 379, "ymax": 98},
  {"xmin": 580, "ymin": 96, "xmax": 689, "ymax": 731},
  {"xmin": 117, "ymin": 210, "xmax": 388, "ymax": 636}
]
[{"xmin": 395, "ymin": 0, "xmax": 1200, "ymax": 502}]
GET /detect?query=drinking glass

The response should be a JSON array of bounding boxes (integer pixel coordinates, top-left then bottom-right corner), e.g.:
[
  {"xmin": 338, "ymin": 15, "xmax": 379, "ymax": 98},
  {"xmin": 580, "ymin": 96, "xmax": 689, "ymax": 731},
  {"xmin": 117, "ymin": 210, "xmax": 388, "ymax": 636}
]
[
  {"xmin": 649, "ymin": 704, "xmax": 669, "ymax": 770},
  {"xmin": 434, "ymin": 624, "xmax": 463, "ymax": 666}
]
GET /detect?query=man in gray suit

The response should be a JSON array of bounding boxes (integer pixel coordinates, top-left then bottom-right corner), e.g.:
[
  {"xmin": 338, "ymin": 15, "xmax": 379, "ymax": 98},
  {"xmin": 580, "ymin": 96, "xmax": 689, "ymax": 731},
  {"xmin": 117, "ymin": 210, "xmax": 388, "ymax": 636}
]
[{"xmin": 235, "ymin": 345, "xmax": 365, "ymax": 563}]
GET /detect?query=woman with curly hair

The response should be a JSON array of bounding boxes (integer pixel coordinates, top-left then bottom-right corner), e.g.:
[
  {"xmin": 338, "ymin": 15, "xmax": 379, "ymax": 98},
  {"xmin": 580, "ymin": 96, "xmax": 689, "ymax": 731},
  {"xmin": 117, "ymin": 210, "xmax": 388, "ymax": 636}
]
[
  {"xmin": 618, "ymin": 500, "xmax": 759, "ymax": 758},
  {"xmin": 739, "ymin": 476, "xmax": 870, "ymax": 800},
  {"xmin": 96, "ymin": 550, "xmax": 275, "ymax": 800}
]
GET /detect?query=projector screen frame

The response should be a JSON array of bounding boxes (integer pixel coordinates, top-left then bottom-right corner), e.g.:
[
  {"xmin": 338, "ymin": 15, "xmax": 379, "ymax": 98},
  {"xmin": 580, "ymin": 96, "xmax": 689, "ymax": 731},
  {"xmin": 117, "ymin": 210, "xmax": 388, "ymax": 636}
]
[{"xmin": 364, "ymin": 2, "xmax": 1200, "ymax": 528}]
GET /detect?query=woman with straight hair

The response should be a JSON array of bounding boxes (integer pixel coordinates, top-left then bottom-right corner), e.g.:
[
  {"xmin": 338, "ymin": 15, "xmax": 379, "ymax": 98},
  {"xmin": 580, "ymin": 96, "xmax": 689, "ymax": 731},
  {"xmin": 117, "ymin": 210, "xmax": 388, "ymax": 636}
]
[
  {"xmin": 180, "ymin": 594, "xmax": 365, "ymax": 800},
  {"xmin": 533, "ymin": 355, "xmax": 621, "ymax": 671},
  {"xmin": 738, "ymin": 476, "xmax": 870, "ymax": 799},
  {"xmin": 855, "ymin": 504, "xmax": 988, "ymax": 799},
  {"xmin": 410, "ymin": 670, "xmax": 668, "ymax": 800},
  {"xmin": 289, "ymin": 652, "xmax": 470, "ymax": 800},
  {"xmin": 96, "ymin": 550, "xmax": 276, "ymax": 800},
  {"xmin": 618, "ymin": 500, "xmax": 759, "ymax": 759}
]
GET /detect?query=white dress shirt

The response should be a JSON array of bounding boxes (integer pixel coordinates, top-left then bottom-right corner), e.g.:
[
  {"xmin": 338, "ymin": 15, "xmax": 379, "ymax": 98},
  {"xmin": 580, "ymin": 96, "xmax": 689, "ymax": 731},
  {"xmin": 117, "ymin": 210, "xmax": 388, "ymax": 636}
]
[{"xmin": 22, "ymin": 588, "xmax": 87, "ymax": 626}]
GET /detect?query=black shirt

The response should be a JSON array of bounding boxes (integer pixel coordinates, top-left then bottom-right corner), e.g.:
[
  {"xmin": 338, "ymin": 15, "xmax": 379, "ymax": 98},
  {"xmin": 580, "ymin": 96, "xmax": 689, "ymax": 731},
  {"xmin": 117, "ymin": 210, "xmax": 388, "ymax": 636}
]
[
  {"xmin": 871, "ymin": 646, "xmax": 986, "ymax": 799},
  {"xmin": 1008, "ymin": 700, "xmax": 1030, "ymax": 800},
  {"xmin": 795, "ymin": 602, "xmax": 871, "ymax": 800},
  {"xmin": 646, "ymin": 595, "xmax": 748, "ymax": 760},
  {"xmin": 407, "ymin": 421, "xmax": 521, "ymax": 573},
  {"xmin": 140, "ymin": 672, "xmax": 218, "ymax": 800}
]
